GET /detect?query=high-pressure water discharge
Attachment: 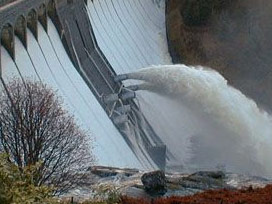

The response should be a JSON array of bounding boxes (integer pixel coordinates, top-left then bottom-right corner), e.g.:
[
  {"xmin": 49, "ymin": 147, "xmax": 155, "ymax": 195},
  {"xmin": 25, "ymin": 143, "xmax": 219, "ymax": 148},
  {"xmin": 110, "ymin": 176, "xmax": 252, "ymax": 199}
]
[
  {"xmin": 114, "ymin": 74, "xmax": 152, "ymax": 92},
  {"xmin": 117, "ymin": 64, "xmax": 272, "ymax": 178}
]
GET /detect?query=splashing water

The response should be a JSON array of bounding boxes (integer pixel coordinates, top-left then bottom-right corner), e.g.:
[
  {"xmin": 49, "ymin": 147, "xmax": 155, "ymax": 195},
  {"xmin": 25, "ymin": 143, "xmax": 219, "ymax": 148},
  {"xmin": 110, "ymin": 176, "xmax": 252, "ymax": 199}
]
[{"xmin": 125, "ymin": 64, "xmax": 272, "ymax": 177}]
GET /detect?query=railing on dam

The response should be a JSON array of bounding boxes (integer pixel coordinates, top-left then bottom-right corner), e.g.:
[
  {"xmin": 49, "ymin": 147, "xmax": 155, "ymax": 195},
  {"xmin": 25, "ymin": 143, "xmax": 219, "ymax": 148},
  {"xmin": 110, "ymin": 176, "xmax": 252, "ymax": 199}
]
[{"xmin": 0, "ymin": 0, "xmax": 16, "ymax": 7}]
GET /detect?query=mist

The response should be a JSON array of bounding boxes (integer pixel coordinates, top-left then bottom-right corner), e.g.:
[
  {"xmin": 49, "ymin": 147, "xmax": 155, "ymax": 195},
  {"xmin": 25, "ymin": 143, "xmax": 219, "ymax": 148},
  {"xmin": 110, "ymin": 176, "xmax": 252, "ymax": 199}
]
[
  {"xmin": 124, "ymin": 64, "xmax": 272, "ymax": 178},
  {"xmin": 206, "ymin": 0, "xmax": 272, "ymax": 109}
]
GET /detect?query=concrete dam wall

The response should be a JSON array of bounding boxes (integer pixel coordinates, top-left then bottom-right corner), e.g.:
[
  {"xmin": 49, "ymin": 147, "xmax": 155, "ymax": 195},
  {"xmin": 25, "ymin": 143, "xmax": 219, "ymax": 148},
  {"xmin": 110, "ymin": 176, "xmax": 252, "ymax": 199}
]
[{"xmin": 0, "ymin": 0, "xmax": 172, "ymax": 170}]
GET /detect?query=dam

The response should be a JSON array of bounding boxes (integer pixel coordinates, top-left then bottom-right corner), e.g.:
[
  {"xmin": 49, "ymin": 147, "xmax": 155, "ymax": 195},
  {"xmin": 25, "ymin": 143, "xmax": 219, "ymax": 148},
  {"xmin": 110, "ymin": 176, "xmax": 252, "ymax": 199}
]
[
  {"xmin": 0, "ymin": 0, "xmax": 171, "ymax": 170},
  {"xmin": 1, "ymin": 0, "xmax": 272, "ymax": 179}
]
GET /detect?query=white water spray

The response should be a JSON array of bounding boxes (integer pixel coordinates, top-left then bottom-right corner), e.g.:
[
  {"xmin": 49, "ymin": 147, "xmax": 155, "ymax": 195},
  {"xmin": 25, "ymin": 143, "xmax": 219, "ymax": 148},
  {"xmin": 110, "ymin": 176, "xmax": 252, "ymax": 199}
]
[{"xmin": 125, "ymin": 64, "xmax": 272, "ymax": 177}]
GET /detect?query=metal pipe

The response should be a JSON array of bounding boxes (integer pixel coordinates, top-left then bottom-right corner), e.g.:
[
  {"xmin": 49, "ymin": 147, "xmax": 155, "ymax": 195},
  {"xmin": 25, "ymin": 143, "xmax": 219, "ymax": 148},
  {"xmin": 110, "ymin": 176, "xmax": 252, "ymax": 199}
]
[
  {"xmin": 114, "ymin": 74, "xmax": 129, "ymax": 82},
  {"xmin": 120, "ymin": 91, "xmax": 136, "ymax": 101},
  {"xmin": 125, "ymin": 85, "xmax": 140, "ymax": 91},
  {"xmin": 103, "ymin": 93, "xmax": 119, "ymax": 104},
  {"xmin": 116, "ymin": 105, "xmax": 131, "ymax": 114},
  {"xmin": 113, "ymin": 114, "xmax": 128, "ymax": 125}
]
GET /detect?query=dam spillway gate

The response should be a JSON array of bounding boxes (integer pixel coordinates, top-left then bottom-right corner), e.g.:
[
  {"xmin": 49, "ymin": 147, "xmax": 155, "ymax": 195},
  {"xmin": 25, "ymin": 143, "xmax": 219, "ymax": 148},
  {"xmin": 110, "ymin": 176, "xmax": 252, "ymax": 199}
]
[{"xmin": 0, "ymin": 0, "xmax": 167, "ymax": 170}]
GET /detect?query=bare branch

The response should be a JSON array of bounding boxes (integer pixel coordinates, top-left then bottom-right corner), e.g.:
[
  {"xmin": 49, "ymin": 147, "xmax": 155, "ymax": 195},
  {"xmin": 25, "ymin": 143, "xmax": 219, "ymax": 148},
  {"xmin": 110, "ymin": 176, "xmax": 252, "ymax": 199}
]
[{"xmin": 0, "ymin": 78, "xmax": 95, "ymax": 194}]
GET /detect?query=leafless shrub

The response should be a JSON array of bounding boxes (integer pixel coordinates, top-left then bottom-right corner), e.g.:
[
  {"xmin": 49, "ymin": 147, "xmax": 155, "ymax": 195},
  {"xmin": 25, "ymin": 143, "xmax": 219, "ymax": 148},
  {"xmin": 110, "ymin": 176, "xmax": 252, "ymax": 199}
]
[{"xmin": 0, "ymin": 78, "xmax": 95, "ymax": 194}]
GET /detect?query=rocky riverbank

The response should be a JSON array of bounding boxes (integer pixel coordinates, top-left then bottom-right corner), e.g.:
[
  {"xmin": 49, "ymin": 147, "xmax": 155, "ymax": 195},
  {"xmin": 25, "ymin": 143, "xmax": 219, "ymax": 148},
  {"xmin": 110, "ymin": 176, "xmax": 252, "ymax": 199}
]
[{"xmin": 63, "ymin": 166, "xmax": 271, "ymax": 202}]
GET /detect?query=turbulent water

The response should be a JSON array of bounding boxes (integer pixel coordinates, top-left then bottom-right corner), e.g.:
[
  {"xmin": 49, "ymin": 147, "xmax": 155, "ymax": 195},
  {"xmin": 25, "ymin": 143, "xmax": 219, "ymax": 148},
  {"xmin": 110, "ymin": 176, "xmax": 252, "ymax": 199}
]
[{"xmin": 124, "ymin": 64, "xmax": 272, "ymax": 178}]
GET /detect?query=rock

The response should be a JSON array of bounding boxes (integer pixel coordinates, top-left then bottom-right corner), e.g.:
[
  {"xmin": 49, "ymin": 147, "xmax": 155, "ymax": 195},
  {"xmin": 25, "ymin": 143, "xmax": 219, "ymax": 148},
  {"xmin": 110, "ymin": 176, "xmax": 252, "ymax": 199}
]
[
  {"xmin": 89, "ymin": 166, "xmax": 139, "ymax": 178},
  {"xmin": 122, "ymin": 187, "xmax": 152, "ymax": 199},
  {"xmin": 191, "ymin": 171, "xmax": 225, "ymax": 179},
  {"xmin": 180, "ymin": 171, "xmax": 229, "ymax": 190},
  {"xmin": 141, "ymin": 170, "xmax": 167, "ymax": 196},
  {"xmin": 63, "ymin": 166, "xmax": 271, "ymax": 201}
]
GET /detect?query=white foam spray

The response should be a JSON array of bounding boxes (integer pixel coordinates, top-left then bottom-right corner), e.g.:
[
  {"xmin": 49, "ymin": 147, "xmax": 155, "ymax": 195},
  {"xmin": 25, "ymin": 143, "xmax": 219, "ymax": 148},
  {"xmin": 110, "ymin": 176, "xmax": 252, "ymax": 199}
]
[{"xmin": 126, "ymin": 64, "xmax": 272, "ymax": 177}]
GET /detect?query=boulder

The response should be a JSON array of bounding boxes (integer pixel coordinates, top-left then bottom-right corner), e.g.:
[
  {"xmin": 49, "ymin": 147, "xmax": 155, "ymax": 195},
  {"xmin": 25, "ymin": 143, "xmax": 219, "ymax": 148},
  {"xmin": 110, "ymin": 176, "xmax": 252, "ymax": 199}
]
[
  {"xmin": 141, "ymin": 170, "xmax": 167, "ymax": 196},
  {"xmin": 89, "ymin": 166, "xmax": 139, "ymax": 178},
  {"xmin": 191, "ymin": 171, "xmax": 225, "ymax": 179},
  {"xmin": 180, "ymin": 171, "xmax": 229, "ymax": 190}
]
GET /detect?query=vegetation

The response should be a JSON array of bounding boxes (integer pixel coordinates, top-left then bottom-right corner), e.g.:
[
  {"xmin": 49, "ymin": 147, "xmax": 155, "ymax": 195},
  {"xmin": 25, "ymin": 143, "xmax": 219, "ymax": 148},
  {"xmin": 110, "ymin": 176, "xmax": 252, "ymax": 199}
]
[
  {"xmin": 0, "ymin": 153, "xmax": 57, "ymax": 204},
  {"xmin": 0, "ymin": 152, "xmax": 119, "ymax": 204},
  {"xmin": 1, "ymin": 148, "xmax": 271, "ymax": 203},
  {"xmin": 92, "ymin": 184, "xmax": 121, "ymax": 204},
  {"xmin": 0, "ymin": 79, "xmax": 95, "ymax": 194},
  {"xmin": 121, "ymin": 185, "xmax": 272, "ymax": 204},
  {"xmin": 0, "ymin": 153, "xmax": 107, "ymax": 204}
]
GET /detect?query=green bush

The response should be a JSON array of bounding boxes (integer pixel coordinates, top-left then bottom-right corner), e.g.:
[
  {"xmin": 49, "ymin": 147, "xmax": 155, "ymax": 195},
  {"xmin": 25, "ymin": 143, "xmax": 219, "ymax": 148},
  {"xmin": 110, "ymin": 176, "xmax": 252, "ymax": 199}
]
[
  {"xmin": 0, "ymin": 153, "xmax": 122, "ymax": 204},
  {"xmin": 92, "ymin": 184, "xmax": 121, "ymax": 204},
  {"xmin": 0, "ymin": 154, "xmax": 58, "ymax": 204}
]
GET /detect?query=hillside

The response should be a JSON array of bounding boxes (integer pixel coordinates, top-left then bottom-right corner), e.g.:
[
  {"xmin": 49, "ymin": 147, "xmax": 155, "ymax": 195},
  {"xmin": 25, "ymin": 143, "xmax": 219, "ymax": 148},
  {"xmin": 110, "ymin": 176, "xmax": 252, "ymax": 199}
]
[{"xmin": 166, "ymin": 0, "xmax": 272, "ymax": 110}]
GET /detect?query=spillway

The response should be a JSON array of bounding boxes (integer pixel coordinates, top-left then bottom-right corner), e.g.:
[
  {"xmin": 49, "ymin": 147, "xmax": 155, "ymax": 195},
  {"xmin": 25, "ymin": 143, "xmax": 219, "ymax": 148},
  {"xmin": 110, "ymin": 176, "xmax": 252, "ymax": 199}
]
[
  {"xmin": 86, "ymin": 0, "xmax": 196, "ymax": 170},
  {"xmin": 1, "ymin": 0, "xmax": 272, "ymax": 181},
  {"xmin": 0, "ymin": 0, "xmax": 197, "ymax": 172},
  {"xmin": 86, "ymin": 0, "xmax": 171, "ymax": 72},
  {"xmin": 0, "ymin": 19, "xmax": 142, "ymax": 168},
  {"xmin": 86, "ymin": 0, "xmax": 272, "ymax": 177}
]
